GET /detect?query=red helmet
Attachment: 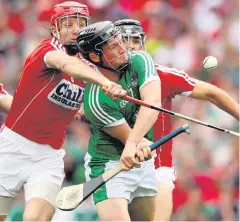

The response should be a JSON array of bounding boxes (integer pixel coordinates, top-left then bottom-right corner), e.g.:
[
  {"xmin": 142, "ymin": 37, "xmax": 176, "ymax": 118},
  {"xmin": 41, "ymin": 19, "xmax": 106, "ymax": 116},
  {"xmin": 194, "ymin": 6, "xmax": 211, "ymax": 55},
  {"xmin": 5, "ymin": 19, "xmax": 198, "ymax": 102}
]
[{"xmin": 50, "ymin": 1, "xmax": 90, "ymax": 29}]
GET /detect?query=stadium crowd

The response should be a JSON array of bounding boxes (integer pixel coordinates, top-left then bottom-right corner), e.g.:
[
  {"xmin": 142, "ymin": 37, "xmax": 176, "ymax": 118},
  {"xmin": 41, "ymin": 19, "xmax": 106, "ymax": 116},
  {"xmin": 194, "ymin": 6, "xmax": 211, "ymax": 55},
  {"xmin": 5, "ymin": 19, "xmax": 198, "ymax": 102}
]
[{"xmin": 0, "ymin": 0, "xmax": 238, "ymax": 221}]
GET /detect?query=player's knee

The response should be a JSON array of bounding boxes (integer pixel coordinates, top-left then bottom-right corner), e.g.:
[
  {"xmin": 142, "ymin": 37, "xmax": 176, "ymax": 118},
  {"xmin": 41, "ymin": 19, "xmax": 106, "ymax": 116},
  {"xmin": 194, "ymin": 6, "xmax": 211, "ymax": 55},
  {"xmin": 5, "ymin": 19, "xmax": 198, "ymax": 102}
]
[
  {"xmin": 100, "ymin": 213, "xmax": 129, "ymax": 221},
  {"xmin": 97, "ymin": 206, "xmax": 129, "ymax": 221},
  {"xmin": 23, "ymin": 211, "xmax": 53, "ymax": 221}
]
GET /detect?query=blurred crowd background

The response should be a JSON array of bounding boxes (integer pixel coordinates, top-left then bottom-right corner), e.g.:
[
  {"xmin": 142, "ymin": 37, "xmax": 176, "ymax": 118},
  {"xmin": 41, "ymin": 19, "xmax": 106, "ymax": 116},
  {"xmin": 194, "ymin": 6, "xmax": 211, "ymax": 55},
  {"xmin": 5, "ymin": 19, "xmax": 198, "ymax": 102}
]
[{"xmin": 0, "ymin": 0, "xmax": 239, "ymax": 221}]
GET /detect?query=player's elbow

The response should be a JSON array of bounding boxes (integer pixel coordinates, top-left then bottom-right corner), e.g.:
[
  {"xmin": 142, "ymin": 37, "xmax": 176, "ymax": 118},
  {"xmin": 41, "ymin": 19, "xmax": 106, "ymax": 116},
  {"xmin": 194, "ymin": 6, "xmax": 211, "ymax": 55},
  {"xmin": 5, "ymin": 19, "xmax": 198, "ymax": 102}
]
[
  {"xmin": 154, "ymin": 98, "xmax": 162, "ymax": 108},
  {"xmin": 146, "ymin": 97, "xmax": 161, "ymax": 121},
  {"xmin": 205, "ymin": 86, "xmax": 222, "ymax": 103},
  {"xmin": 146, "ymin": 97, "xmax": 161, "ymax": 108}
]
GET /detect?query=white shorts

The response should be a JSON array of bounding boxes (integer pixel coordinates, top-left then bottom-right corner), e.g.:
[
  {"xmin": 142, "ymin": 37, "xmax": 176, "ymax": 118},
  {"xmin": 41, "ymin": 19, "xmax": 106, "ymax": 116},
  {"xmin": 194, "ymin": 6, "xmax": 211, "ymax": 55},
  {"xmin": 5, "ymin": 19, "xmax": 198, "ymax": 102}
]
[
  {"xmin": 85, "ymin": 153, "xmax": 158, "ymax": 204},
  {"xmin": 0, "ymin": 127, "xmax": 65, "ymax": 209},
  {"xmin": 155, "ymin": 167, "xmax": 176, "ymax": 191}
]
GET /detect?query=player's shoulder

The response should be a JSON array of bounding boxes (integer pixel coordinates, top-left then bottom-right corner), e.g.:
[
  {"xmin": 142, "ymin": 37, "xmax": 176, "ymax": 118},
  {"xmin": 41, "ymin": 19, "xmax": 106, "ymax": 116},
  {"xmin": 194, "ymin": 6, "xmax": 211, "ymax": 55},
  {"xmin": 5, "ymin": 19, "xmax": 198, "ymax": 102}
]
[
  {"xmin": 131, "ymin": 51, "xmax": 152, "ymax": 61},
  {"xmin": 28, "ymin": 38, "xmax": 66, "ymax": 59},
  {"xmin": 29, "ymin": 38, "xmax": 66, "ymax": 58},
  {"xmin": 130, "ymin": 51, "xmax": 155, "ymax": 71},
  {"xmin": 40, "ymin": 37, "xmax": 66, "ymax": 52},
  {"xmin": 24, "ymin": 37, "xmax": 67, "ymax": 66}
]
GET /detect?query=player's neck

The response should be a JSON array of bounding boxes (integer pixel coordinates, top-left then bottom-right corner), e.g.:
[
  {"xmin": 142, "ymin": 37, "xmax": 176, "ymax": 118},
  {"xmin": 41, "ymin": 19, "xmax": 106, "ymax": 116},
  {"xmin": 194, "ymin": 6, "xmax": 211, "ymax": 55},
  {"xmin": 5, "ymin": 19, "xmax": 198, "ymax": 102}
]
[{"xmin": 98, "ymin": 67, "xmax": 120, "ymax": 83}]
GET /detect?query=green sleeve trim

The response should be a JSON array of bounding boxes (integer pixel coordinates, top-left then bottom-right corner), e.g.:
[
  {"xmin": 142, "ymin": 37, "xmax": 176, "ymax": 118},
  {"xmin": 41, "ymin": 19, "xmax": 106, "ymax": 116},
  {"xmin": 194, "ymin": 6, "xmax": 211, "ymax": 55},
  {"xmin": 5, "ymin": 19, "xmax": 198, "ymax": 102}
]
[
  {"xmin": 139, "ymin": 76, "xmax": 160, "ymax": 90},
  {"xmin": 104, "ymin": 118, "xmax": 126, "ymax": 128},
  {"xmin": 88, "ymin": 84, "xmax": 119, "ymax": 125}
]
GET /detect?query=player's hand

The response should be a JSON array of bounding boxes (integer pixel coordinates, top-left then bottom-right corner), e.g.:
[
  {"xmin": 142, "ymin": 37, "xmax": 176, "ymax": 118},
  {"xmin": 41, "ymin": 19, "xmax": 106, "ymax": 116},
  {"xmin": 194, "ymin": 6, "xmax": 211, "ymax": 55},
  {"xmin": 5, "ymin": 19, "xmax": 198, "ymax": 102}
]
[
  {"xmin": 136, "ymin": 138, "xmax": 153, "ymax": 162},
  {"xmin": 75, "ymin": 103, "xmax": 84, "ymax": 120},
  {"xmin": 74, "ymin": 103, "xmax": 87, "ymax": 121},
  {"xmin": 120, "ymin": 141, "xmax": 140, "ymax": 171},
  {"xmin": 75, "ymin": 103, "xmax": 89, "ymax": 122},
  {"xmin": 102, "ymin": 81, "xmax": 127, "ymax": 101}
]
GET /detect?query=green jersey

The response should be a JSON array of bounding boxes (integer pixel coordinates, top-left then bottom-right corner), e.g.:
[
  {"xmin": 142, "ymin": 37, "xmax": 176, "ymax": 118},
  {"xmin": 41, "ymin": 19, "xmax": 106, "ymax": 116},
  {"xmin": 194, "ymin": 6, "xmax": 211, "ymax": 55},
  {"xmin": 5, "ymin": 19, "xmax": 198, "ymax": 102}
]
[{"xmin": 84, "ymin": 51, "xmax": 159, "ymax": 163}]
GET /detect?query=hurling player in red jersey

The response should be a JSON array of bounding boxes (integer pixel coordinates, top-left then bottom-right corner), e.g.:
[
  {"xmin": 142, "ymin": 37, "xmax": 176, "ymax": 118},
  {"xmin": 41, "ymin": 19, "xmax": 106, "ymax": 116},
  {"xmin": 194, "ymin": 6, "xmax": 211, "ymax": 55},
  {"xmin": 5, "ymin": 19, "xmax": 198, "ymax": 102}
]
[
  {"xmin": 115, "ymin": 19, "xmax": 239, "ymax": 221},
  {"xmin": 0, "ymin": 83, "xmax": 12, "ymax": 113},
  {"xmin": 0, "ymin": 1, "xmax": 127, "ymax": 221}
]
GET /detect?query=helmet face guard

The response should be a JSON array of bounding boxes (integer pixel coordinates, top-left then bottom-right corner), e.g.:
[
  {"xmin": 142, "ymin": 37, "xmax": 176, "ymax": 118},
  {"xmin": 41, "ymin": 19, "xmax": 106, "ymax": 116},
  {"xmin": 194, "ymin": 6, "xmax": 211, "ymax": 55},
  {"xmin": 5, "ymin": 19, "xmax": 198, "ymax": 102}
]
[
  {"xmin": 50, "ymin": 1, "xmax": 90, "ymax": 30},
  {"xmin": 50, "ymin": 1, "xmax": 90, "ymax": 55},
  {"xmin": 114, "ymin": 19, "xmax": 146, "ymax": 50},
  {"xmin": 77, "ymin": 21, "xmax": 131, "ymax": 73},
  {"xmin": 94, "ymin": 30, "xmax": 130, "ymax": 72}
]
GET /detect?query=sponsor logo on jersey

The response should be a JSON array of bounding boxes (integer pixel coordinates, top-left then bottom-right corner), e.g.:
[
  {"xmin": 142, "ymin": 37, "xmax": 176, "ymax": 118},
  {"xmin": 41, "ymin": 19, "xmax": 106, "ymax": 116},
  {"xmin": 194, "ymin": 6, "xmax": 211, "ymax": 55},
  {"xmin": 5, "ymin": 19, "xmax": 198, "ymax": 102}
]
[
  {"xmin": 130, "ymin": 74, "xmax": 138, "ymax": 87},
  {"xmin": 119, "ymin": 99, "xmax": 129, "ymax": 108},
  {"xmin": 127, "ymin": 74, "xmax": 138, "ymax": 88},
  {"xmin": 48, "ymin": 79, "xmax": 84, "ymax": 110}
]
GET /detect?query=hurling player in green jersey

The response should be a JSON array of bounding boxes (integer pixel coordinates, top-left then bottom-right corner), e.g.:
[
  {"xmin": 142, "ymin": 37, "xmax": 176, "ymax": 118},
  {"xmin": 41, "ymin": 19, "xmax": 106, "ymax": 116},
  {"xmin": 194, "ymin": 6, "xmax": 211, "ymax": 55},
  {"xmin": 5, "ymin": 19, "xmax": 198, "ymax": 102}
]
[{"xmin": 77, "ymin": 21, "xmax": 161, "ymax": 221}]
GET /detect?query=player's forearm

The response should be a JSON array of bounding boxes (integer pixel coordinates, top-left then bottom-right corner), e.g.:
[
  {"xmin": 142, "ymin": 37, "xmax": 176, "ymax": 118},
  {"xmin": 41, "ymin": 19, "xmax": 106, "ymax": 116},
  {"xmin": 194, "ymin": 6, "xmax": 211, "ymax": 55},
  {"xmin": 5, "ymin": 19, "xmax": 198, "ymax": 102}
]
[
  {"xmin": 0, "ymin": 94, "xmax": 13, "ymax": 113},
  {"xmin": 62, "ymin": 60, "xmax": 108, "ymax": 87},
  {"xmin": 103, "ymin": 123, "xmax": 132, "ymax": 145},
  {"xmin": 46, "ymin": 51, "xmax": 108, "ymax": 86},
  {"xmin": 209, "ymin": 88, "xmax": 239, "ymax": 120},
  {"xmin": 127, "ymin": 105, "xmax": 159, "ymax": 143}
]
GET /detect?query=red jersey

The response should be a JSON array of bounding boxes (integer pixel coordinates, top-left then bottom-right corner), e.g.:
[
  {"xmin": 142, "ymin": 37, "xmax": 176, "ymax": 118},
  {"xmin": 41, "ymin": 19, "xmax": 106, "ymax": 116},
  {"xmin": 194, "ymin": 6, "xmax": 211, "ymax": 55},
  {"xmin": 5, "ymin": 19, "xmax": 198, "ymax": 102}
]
[
  {"xmin": 154, "ymin": 64, "xmax": 195, "ymax": 168},
  {"xmin": 5, "ymin": 38, "xmax": 87, "ymax": 150},
  {"xmin": 0, "ymin": 83, "xmax": 7, "ymax": 100}
]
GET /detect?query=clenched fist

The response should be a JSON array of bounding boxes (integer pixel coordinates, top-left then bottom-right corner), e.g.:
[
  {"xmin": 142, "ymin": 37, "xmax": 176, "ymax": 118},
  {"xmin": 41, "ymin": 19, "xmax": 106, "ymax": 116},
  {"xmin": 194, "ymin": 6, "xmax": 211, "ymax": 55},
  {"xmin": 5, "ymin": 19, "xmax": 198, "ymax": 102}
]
[{"xmin": 102, "ymin": 81, "xmax": 127, "ymax": 101}]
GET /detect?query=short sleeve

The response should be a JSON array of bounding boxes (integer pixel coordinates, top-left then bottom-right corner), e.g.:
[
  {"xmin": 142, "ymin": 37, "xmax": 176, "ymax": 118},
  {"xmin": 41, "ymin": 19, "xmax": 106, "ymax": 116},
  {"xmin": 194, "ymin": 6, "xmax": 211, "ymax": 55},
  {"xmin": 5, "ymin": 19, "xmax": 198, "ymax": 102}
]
[
  {"xmin": 156, "ymin": 64, "xmax": 195, "ymax": 97},
  {"xmin": 131, "ymin": 51, "xmax": 160, "ymax": 90},
  {"xmin": 84, "ymin": 84, "xmax": 126, "ymax": 129},
  {"xmin": 22, "ymin": 38, "xmax": 67, "ymax": 78},
  {"xmin": 43, "ymin": 38, "xmax": 67, "ymax": 68}
]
